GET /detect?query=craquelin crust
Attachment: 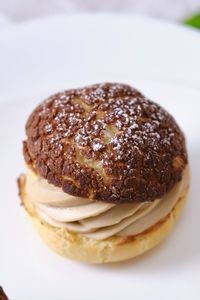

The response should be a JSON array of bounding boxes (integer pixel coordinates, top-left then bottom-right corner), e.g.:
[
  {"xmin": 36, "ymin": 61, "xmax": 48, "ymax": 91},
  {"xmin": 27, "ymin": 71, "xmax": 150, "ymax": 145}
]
[
  {"xmin": 19, "ymin": 174, "xmax": 189, "ymax": 264},
  {"xmin": 23, "ymin": 83, "xmax": 188, "ymax": 204}
]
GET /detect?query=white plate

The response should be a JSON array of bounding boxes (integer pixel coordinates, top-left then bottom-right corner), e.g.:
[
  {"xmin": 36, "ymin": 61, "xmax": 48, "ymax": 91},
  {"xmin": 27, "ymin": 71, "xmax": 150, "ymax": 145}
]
[{"xmin": 0, "ymin": 14, "xmax": 200, "ymax": 300}]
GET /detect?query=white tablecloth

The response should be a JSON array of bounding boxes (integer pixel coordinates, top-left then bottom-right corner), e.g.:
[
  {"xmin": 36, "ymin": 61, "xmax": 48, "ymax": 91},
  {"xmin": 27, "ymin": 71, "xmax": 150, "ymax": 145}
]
[{"xmin": 0, "ymin": 0, "xmax": 199, "ymax": 30}]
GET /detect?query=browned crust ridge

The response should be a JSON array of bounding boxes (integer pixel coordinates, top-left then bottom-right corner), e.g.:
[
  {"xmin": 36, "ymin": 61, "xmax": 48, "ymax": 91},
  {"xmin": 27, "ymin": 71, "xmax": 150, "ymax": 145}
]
[{"xmin": 23, "ymin": 83, "xmax": 187, "ymax": 203}]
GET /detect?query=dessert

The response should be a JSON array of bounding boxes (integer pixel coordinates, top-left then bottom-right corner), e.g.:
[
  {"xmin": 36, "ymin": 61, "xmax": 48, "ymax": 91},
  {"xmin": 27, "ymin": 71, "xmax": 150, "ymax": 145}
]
[
  {"xmin": 18, "ymin": 83, "xmax": 190, "ymax": 263},
  {"xmin": 0, "ymin": 287, "xmax": 8, "ymax": 300}
]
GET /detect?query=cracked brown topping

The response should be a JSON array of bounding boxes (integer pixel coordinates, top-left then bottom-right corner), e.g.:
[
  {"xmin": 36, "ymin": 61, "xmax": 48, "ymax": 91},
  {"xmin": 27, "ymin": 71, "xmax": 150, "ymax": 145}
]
[{"xmin": 23, "ymin": 83, "xmax": 188, "ymax": 203}]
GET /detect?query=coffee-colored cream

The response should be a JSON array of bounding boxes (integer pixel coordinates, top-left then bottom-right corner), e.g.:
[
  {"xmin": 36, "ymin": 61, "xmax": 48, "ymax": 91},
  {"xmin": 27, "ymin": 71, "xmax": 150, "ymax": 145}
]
[{"xmin": 24, "ymin": 166, "xmax": 189, "ymax": 240}]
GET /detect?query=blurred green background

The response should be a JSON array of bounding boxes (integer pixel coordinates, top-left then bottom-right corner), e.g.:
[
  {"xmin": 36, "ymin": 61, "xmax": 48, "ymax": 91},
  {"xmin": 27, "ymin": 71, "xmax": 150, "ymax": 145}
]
[{"xmin": 184, "ymin": 13, "xmax": 200, "ymax": 29}]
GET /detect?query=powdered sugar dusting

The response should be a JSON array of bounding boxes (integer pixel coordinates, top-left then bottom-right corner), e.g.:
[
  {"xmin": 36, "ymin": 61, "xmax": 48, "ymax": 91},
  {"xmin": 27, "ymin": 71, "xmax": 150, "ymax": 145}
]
[
  {"xmin": 34, "ymin": 83, "xmax": 177, "ymax": 164},
  {"xmin": 25, "ymin": 83, "xmax": 187, "ymax": 203}
]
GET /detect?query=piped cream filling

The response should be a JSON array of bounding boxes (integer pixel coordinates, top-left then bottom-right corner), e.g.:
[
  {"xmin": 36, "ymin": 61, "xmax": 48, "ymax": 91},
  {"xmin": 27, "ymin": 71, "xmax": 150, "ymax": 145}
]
[{"xmin": 24, "ymin": 165, "xmax": 189, "ymax": 240}]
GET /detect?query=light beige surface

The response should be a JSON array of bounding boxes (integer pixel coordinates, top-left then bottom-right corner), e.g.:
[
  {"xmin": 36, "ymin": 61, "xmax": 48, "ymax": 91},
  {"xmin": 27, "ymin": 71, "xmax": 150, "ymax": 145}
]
[{"xmin": 20, "ymin": 175, "xmax": 189, "ymax": 264}]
